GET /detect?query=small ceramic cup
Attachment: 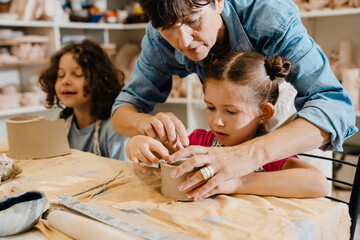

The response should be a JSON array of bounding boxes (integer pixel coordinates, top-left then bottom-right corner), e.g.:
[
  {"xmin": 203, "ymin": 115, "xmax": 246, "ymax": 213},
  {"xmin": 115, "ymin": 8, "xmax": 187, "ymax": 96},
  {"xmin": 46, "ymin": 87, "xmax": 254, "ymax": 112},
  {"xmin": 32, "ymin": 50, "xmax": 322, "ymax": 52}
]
[{"xmin": 160, "ymin": 159, "xmax": 194, "ymax": 201}]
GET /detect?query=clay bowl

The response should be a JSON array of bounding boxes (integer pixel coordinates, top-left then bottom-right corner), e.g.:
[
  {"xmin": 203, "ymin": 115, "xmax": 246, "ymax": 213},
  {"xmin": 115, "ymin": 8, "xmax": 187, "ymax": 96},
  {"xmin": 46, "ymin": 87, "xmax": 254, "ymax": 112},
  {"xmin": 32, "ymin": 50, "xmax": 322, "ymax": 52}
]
[
  {"xmin": 0, "ymin": 191, "xmax": 47, "ymax": 236},
  {"xmin": 160, "ymin": 159, "xmax": 194, "ymax": 201}
]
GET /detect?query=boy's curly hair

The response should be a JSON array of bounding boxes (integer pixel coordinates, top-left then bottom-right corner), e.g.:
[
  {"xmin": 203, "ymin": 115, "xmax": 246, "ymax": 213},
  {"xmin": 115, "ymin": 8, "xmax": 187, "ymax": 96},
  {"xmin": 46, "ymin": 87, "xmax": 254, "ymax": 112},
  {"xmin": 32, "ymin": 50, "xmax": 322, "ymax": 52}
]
[{"xmin": 39, "ymin": 39, "xmax": 124, "ymax": 120}]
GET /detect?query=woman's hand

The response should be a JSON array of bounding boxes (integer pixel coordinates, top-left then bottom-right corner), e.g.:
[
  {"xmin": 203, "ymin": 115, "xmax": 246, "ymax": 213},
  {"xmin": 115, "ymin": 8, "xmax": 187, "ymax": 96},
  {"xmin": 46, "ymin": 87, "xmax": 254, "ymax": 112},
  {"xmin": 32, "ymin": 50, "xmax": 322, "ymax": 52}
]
[
  {"xmin": 126, "ymin": 135, "xmax": 169, "ymax": 173},
  {"xmin": 138, "ymin": 112, "xmax": 189, "ymax": 151},
  {"xmin": 183, "ymin": 167, "xmax": 242, "ymax": 200},
  {"xmin": 169, "ymin": 144, "xmax": 260, "ymax": 200}
]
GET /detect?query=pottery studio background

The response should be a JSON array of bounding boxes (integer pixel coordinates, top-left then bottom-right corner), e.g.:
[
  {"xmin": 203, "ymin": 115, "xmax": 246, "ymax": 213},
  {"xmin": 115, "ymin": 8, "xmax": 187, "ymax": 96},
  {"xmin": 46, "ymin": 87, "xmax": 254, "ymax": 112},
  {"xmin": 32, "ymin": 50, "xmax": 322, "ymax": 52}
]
[{"xmin": 0, "ymin": 0, "xmax": 360, "ymax": 239}]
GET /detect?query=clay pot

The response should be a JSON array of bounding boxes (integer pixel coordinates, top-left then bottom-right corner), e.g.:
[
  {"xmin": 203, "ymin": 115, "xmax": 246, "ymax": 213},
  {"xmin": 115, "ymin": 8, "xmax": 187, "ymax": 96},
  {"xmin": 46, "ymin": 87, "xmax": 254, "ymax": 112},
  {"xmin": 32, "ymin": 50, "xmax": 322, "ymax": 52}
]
[
  {"xmin": 5, "ymin": 115, "xmax": 71, "ymax": 159},
  {"xmin": 160, "ymin": 159, "xmax": 193, "ymax": 201}
]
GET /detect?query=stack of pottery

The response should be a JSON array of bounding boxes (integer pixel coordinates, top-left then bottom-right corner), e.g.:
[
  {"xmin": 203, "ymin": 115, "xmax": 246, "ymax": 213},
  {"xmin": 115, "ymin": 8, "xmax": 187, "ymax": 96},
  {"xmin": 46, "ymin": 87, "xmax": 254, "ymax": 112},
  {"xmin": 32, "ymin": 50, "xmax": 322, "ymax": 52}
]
[{"xmin": 0, "ymin": 84, "xmax": 20, "ymax": 110}]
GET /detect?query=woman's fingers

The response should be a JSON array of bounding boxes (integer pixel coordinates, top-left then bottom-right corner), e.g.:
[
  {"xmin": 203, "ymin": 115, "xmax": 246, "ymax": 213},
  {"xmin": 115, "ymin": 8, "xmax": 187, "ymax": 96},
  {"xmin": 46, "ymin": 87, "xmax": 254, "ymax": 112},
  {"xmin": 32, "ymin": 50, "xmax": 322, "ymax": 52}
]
[
  {"xmin": 143, "ymin": 117, "xmax": 166, "ymax": 141},
  {"xmin": 189, "ymin": 176, "xmax": 219, "ymax": 201},
  {"xmin": 154, "ymin": 112, "xmax": 188, "ymax": 149},
  {"xmin": 179, "ymin": 169, "xmax": 206, "ymax": 192},
  {"xmin": 170, "ymin": 115, "xmax": 189, "ymax": 147},
  {"xmin": 169, "ymin": 145, "xmax": 209, "ymax": 163}
]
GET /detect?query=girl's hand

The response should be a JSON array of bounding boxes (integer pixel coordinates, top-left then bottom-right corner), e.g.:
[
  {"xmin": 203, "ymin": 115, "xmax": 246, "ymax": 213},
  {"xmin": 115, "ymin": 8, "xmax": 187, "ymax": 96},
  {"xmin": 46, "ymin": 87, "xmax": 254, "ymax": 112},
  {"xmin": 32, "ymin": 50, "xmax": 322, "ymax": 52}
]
[
  {"xmin": 126, "ymin": 135, "xmax": 169, "ymax": 173},
  {"xmin": 138, "ymin": 112, "xmax": 189, "ymax": 151}
]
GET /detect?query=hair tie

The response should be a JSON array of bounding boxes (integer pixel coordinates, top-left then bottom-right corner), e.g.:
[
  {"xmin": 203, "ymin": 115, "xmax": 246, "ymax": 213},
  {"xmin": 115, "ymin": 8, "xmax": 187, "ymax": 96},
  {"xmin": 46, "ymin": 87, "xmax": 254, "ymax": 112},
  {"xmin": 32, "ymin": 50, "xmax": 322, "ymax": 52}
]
[
  {"xmin": 264, "ymin": 60, "xmax": 275, "ymax": 81},
  {"xmin": 268, "ymin": 73, "xmax": 275, "ymax": 81}
]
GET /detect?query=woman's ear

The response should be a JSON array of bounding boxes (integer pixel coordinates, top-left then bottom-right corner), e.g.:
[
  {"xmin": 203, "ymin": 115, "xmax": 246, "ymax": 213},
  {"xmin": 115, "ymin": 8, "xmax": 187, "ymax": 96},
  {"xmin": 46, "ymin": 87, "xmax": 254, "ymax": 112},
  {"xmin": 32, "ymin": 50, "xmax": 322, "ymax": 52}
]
[{"xmin": 258, "ymin": 102, "xmax": 274, "ymax": 123}]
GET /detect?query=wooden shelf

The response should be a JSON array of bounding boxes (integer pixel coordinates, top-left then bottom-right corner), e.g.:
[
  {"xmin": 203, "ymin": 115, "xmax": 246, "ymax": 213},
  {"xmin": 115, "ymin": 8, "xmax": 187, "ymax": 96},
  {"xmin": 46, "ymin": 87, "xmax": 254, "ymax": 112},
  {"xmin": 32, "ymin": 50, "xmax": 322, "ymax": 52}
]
[
  {"xmin": 301, "ymin": 8, "xmax": 360, "ymax": 18},
  {"xmin": 165, "ymin": 98, "xmax": 187, "ymax": 104},
  {"xmin": 0, "ymin": 59, "xmax": 48, "ymax": 67},
  {"xmin": 0, "ymin": 106, "xmax": 50, "ymax": 117},
  {"xmin": 0, "ymin": 20, "xmax": 148, "ymax": 30},
  {"xmin": 0, "ymin": 20, "xmax": 54, "ymax": 27},
  {"xmin": 58, "ymin": 22, "xmax": 148, "ymax": 30}
]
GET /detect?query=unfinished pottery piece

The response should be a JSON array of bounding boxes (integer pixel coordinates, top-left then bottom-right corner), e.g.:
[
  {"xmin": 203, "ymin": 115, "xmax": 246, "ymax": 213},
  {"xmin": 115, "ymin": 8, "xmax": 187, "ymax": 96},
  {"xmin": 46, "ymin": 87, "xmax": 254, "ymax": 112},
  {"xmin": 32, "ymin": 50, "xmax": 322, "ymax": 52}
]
[
  {"xmin": 5, "ymin": 115, "xmax": 71, "ymax": 159},
  {"xmin": 0, "ymin": 153, "xmax": 22, "ymax": 183},
  {"xmin": 0, "ymin": 191, "xmax": 47, "ymax": 237},
  {"xmin": 160, "ymin": 159, "xmax": 194, "ymax": 201}
]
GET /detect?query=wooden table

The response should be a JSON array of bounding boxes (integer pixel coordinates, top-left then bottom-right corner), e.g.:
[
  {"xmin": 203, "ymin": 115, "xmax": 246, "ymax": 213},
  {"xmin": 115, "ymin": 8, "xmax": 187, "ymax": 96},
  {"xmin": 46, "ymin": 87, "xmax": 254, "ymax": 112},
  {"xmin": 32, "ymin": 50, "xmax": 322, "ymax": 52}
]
[{"xmin": 0, "ymin": 149, "xmax": 351, "ymax": 240}]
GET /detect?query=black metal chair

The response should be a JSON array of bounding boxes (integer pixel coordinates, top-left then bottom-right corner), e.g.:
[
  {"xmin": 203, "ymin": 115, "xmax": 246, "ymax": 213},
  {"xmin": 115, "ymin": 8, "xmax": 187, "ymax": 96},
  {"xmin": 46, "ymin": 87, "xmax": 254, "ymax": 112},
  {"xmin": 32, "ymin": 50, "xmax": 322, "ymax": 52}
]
[{"xmin": 299, "ymin": 153, "xmax": 360, "ymax": 240}]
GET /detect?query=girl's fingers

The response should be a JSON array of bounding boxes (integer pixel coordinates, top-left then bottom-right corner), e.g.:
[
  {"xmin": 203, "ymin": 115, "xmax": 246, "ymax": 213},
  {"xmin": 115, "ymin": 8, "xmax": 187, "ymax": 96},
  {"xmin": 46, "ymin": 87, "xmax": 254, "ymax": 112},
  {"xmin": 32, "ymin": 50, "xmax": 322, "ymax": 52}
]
[
  {"xmin": 140, "ymin": 145, "xmax": 160, "ymax": 165},
  {"xmin": 151, "ymin": 139, "xmax": 171, "ymax": 161},
  {"xmin": 136, "ymin": 150, "xmax": 153, "ymax": 166},
  {"xmin": 132, "ymin": 157, "xmax": 146, "ymax": 174}
]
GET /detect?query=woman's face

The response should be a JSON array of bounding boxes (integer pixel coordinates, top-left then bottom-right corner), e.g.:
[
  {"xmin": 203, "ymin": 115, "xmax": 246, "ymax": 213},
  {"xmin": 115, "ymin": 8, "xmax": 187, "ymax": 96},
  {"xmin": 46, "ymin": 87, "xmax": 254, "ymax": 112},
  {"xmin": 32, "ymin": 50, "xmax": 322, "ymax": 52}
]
[
  {"xmin": 204, "ymin": 80, "xmax": 261, "ymax": 146},
  {"xmin": 158, "ymin": 0, "xmax": 225, "ymax": 62},
  {"xmin": 55, "ymin": 53, "xmax": 91, "ymax": 111}
]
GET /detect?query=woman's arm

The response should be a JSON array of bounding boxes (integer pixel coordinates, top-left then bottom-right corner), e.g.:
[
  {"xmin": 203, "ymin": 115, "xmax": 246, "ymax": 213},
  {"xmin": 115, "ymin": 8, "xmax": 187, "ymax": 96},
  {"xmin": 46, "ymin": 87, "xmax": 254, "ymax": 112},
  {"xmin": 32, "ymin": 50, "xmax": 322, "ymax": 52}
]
[
  {"xmin": 171, "ymin": 118, "xmax": 331, "ymax": 200},
  {"xmin": 231, "ymin": 158, "xmax": 330, "ymax": 198},
  {"xmin": 112, "ymin": 105, "xmax": 188, "ymax": 150},
  {"xmin": 184, "ymin": 155, "xmax": 329, "ymax": 200}
]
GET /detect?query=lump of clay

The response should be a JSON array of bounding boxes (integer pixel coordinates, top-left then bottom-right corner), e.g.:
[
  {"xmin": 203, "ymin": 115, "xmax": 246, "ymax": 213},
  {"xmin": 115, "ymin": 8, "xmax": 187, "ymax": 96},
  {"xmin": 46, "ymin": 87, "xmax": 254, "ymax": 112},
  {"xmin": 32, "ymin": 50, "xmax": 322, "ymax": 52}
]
[{"xmin": 0, "ymin": 153, "xmax": 22, "ymax": 183}]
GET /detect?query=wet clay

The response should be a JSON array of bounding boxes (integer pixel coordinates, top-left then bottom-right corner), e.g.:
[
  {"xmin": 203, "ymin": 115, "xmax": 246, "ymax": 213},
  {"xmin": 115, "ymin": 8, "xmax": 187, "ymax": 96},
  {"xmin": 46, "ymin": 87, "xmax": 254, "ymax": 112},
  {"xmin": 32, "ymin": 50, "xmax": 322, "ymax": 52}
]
[{"xmin": 160, "ymin": 159, "xmax": 193, "ymax": 201}]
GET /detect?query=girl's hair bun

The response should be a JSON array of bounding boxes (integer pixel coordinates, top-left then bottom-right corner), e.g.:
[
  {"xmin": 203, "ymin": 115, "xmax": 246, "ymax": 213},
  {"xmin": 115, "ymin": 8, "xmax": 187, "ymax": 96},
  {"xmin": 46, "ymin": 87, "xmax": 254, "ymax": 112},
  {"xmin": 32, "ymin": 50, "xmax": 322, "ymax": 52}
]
[{"xmin": 264, "ymin": 56, "xmax": 291, "ymax": 81}]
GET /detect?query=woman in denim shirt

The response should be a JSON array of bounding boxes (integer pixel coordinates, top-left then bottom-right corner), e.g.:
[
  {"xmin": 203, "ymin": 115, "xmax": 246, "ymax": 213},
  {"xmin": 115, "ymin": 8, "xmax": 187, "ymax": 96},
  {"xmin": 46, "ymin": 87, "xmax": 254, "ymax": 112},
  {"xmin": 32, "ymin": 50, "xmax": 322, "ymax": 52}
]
[{"xmin": 111, "ymin": 0, "xmax": 358, "ymax": 199}]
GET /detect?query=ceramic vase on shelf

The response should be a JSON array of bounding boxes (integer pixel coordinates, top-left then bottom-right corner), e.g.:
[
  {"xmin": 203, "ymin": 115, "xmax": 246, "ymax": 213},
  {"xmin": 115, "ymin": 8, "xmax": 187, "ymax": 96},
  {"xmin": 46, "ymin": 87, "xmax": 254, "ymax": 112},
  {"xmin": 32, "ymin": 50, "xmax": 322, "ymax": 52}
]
[{"xmin": 342, "ymin": 68, "xmax": 360, "ymax": 111}]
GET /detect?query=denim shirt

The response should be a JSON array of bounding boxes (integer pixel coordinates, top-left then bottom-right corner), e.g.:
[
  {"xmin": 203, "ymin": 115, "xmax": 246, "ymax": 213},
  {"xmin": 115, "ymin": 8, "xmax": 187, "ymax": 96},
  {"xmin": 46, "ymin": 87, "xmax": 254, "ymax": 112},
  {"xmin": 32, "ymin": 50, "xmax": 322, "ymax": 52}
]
[{"xmin": 112, "ymin": 0, "xmax": 358, "ymax": 151}]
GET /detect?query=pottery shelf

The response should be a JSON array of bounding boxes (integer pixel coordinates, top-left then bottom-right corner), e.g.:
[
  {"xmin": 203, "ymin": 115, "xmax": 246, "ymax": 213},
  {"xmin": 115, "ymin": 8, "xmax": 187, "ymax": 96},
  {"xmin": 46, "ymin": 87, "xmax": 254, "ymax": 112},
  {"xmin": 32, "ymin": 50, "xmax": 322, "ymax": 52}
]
[
  {"xmin": 301, "ymin": 7, "xmax": 360, "ymax": 18},
  {"xmin": 0, "ymin": 106, "xmax": 49, "ymax": 118},
  {"xmin": 166, "ymin": 98, "xmax": 188, "ymax": 104},
  {"xmin": 0, "ymin": 0, "xmax": 147, "ymax": 139},
  {"xmin": 0, "ymin": 20, "xmax": 54, "ymax": 28},
  {"xmin": 58, "ymin": 22, "xmax": 148, "ymax": 30},
  {"xmin": 0, "ymin": 59, "xmax": 48, "ymax": 67}
]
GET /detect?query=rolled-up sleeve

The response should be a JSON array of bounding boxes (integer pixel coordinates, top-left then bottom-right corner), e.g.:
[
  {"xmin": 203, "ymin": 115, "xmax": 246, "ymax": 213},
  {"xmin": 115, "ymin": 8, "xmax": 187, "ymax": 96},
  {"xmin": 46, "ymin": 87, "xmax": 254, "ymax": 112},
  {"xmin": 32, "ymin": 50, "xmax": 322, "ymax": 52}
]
[
  {"xmin": 271, "ymin": 13, "xmax": 357, "ymax": 151},
  {"xmin": 243, "ymin": 0, "xmax": 358, "ymax": 151},
  {"xmin": 112, "ymin": 24, "xmax": 181, "ymax": 115}
]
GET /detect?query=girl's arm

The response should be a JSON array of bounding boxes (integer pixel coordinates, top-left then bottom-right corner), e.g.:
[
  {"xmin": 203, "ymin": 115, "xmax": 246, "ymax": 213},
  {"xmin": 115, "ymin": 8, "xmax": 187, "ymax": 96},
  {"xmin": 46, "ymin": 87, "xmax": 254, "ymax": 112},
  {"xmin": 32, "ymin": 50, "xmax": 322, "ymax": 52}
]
[{"xmin": 233, "ymin": 158, "xmax": 330, "ymax": 198}]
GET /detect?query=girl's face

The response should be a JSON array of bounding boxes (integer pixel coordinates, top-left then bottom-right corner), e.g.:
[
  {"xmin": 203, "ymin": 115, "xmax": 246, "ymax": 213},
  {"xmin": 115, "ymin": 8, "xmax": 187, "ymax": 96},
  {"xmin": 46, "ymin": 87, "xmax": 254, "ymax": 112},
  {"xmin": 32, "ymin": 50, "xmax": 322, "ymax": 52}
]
[
  {"xmin": 204, "ymin": 80, "xmax": 261, "ymax": 146},
  {"xmin": 55, "ymin": 53, "xmax": 91, "ymax": 111}
]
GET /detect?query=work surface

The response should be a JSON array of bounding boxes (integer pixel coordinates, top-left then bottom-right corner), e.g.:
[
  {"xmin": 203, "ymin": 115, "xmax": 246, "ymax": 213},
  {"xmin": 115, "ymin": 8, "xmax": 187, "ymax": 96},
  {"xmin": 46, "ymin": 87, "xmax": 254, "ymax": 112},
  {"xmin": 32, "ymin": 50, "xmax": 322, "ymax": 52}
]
[{"xmin": 0, "ymin": 149, "xmax": 351, "ymax": 240}]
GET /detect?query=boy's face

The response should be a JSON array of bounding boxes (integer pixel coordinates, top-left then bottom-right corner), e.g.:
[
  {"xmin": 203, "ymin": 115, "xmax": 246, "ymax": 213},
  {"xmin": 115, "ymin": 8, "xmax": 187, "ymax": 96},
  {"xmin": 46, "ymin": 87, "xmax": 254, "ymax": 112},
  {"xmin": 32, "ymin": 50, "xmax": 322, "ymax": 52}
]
[
  {"xmin": 55, "ymin": 53, "xmax": 91, "ymax": 111},
  {"xmin": 158, "ymin": 0, "xmax": 224, "ymax": 62},
  {"xmin": 204, "ymin": 80, "xmax": 261, "ymax": 146}
]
